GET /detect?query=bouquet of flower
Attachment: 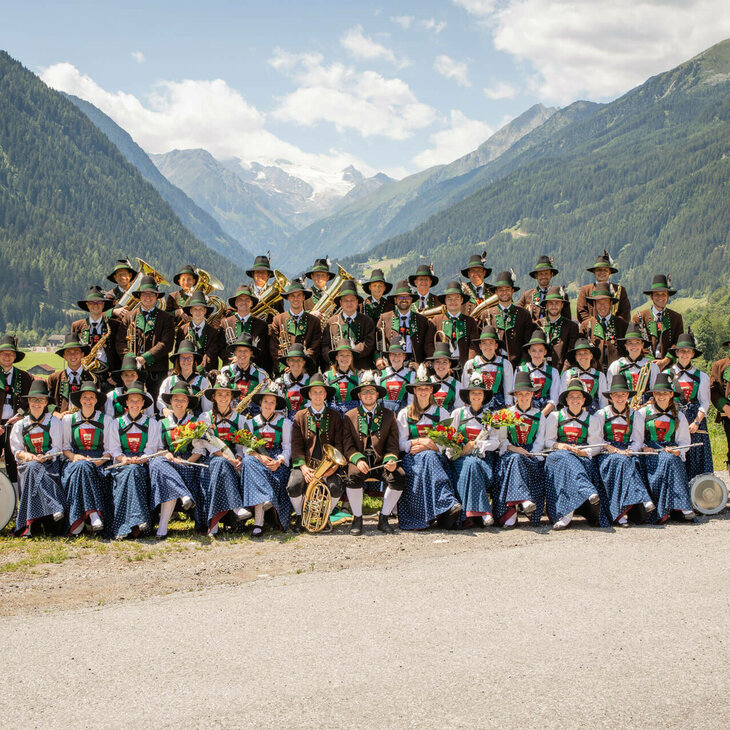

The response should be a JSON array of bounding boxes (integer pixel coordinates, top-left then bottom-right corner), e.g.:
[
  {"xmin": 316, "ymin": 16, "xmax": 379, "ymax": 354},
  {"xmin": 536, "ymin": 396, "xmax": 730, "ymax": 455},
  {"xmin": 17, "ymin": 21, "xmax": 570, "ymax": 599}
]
[
  {"xmin": 170, "ymin": 421, "xmax": 208, "ymax": 453},
  {"xmin": 230, "ymin": 428, "xmax": 268, "ymax": 453},
  {"xmin": 481, "ymin": 409, "xmax": 525, "ymax": 430},
  {"xmin": 427, "ymin": 424, "xmax": 466, "ymax": 459}
]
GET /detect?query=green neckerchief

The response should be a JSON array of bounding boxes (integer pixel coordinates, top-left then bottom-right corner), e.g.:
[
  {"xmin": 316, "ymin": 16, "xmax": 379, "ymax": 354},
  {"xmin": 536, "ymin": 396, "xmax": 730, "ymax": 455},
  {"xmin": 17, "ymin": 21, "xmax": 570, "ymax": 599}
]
[
  {"xmin": 306, "ymin": 407, "xmax": 331, "ymax": 436},
  {"xmin": 357, "ymin": 404, "xmax": 384, "ymax": 436},
  {"xmin": 391, "ymin": 311, "xmax": 421, "ymax": 342},
  {"xmin": 71, "ymin": 410, "xmax": 105, "ymax": 451},
  {"xmin": 442, "ymin": 314, "xmax": 466, "ymax": 342},
  {"xmin": 364, "ymin": 298, "xmax": 387, "ymax": 320},
  {"xmin": 646, "ymin": 310, "xmax": 671, "ymax": 341},
  {"xmin": 592, "ymin": 315, "xmax": 617, "ymax": 343},
  {"xmin": 508, "ymin": 408, "xmax": 541, "ymax": 446},
  {"xmin": 543, "ymin": 317, "xmax": 563, "ymax": 343},
  {"xmin": 286, "ymin": 312, "xmax": 309, "ymax": 338},
  {"xmin": 495, "ymin": 304, "xmax": 517, "ymax": 332},
  {"xmin": 643, "ymin": 406, "xmax": 677, "ymax": 443},
  {"xmin": 603, "ymin": 407, "xmax": 633, "ymax": 444},
  {"xmin": 234, "ymin": 316, "xmax": 253, "ymax": 339},
  {"xmin": 557, "ymin": 410, "xmax": 589, "ymax": 444},
  {"xmin": 339, "ymin": 315, "xmax": 362, "ymax": 344},
  {"xmin": 135, "ymin": 308, "xmax": 159, "ymax": 335},
  {"xmin": 410, "ymin": 293, "xmax": 438, "ymax": 313}
]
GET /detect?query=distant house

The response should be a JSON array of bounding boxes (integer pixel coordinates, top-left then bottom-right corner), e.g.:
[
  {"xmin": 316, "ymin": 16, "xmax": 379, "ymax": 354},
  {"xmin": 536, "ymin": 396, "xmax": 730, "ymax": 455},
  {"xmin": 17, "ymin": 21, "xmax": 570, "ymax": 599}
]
[
  {"xmin": 26, "ymin": 363, "xmax": 58, "ymax": 378},
  {"xmin": 47, "ymin": 334, "xmax": 65, "ymax": 348}
]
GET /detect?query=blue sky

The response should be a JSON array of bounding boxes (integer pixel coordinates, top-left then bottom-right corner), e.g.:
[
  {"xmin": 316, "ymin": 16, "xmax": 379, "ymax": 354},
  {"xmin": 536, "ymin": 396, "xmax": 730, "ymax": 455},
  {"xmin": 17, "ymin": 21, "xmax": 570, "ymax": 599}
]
[{"xmin": 4, "ymin": 1, "xmax": 730, "ymax": 189}]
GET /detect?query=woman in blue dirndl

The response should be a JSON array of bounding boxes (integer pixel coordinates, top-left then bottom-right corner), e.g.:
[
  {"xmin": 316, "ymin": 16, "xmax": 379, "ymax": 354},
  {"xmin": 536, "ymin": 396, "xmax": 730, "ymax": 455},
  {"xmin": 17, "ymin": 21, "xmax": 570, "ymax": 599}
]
[
  {"xmin": 61, "ymin": 382, "xmax": 111, "ymax": 535},
  {"xmin": 10, "ymin": 380, "xmax": 66, "ymax": 537},
  {"xmin": 561, "ymin": 339, "xmax": 608, "ymax": 415},
  {"xmin": 198, "ymin": 378, "xmax": 250, "ymax": 535},
  {"xmin": 325, "ymin": 341, "xmax": 359, "ymax": 419},
  {"xmin": 592, "ymin": 374, "xmax": 654, "ymax": 527},
  {"xmin": 105, "ymin": 385, "xmax": 160, "ymax": 539},
  {"xmin": 241, "ymin": 386, "xmax": 293, "ymax": 537},
  {"xmin": 156, "ymin": 339, "xmax": 212, "ymax": 418},
  {"xmin": 448, "ymin": 374, "xmax": 500, "ymax": 527},
  {"xmin": 149, "ymin": 381, "xmax": 205, "ymax": 539},
  {"xmin": 543, "ymin": 378, "xmax": 604, "ymax": 530},
  {"xmin": 667, "ymin": 333, "xmax": 713, "ymax": 481},
  {"xmin": 637, "ymin": 373, "xmax": 695, "ymax": 523},
  {"xmin": 494, "ymin": 371, "xmax": 547, "ymax": 528},
  {"xmin": 461, "ymin": 326, "xmax": 514, "ymax": 409},
  {"xmin": 396, "ymin": 365, "xmax": 461, "ymax": 530}
]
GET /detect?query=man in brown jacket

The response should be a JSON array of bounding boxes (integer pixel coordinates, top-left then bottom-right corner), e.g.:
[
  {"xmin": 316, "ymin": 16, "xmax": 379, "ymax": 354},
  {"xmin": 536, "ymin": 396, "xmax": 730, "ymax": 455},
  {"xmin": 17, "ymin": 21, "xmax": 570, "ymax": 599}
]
[
  {"xmin": 710, "ymin": 338, "xmax": 730, "ymax": 470},
  {"xmin": 430, "ymin": 281, "xmax": 479, "ymax": 369},
  {"xmin": 320, "ymin": 280, "xmax": 375, "ymax": 369},
  {"xmin": 342, "ymin": 371, "xmax": 404, "ymax": 535},
  {"xmin": 221, "ymin": 285, "xmax": 269, "ymax": 372},
  {"xmin": 576, "ymin": 250, "xmax": 631, "ymax": 324},
  {"xmin": 537, "ymin": 287, "xmax": 579, "ymax": 372},
  {"xmin": 579, "ymin": 284, "xmax": 628, "ymax": 372},
  {"xmin": 287, "ymin": 373, "xmax": 344, "ymax": 532},
  {"xmin": 269, "ymin": 281, "xmax": 321, "ymax": 374},
  {"xmin": 46, "ymin": 333, "xmax": 97, "ymax": 415},
  {"xmin": 517, "ymin": 255, "xmax": 572, "ymax": 322}
]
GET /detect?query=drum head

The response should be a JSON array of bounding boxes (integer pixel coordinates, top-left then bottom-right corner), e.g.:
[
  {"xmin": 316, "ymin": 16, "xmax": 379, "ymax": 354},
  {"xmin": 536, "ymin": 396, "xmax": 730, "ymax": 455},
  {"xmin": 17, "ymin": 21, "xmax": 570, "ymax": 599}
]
[
  {"xmin": 690, "ymin": 473, "xmax": 728, "ymax": 515},
  {"xmin": 0, "ymin": 472, "xmax": 16, "ymax": 531}
]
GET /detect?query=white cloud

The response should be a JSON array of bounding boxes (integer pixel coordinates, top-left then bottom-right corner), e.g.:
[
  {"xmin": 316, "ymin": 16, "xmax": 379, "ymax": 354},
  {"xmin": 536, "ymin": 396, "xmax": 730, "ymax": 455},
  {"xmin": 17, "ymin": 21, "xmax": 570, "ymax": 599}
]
[
  {"xmin": 421, "ymin": 18, "xmax": 447, "ymax": 33},
  {"xmin": 40, "ymin": 62, "xmax": 377, "ymax": 191},
  {"xmin": 340, "ymin": 25, "xmax": 410, "ymax": 68},
  {"xmin": 461, "ymin": 0, "xmax": 730, "ymax": 103},
  {"xmin": 434, "ymin": 54, "xmax": 471, "ymax": 87},
  {"xmin": 390, "ymin": 15, "xmax": 414, "ymax": 30},
  {"xmin": 412, "ymin": 110, "xmax": 492, "ymax": 168},
  {"xmin": 130, "ymin": 51, "xmax": 145, "ymax": 64},
  {"xmin": 483, "ymin": 81, "xmax": 518, "ymax": 99},
  {"xmin": 269, "ymin": 49, "xmax": 436, "ymax": 140}
]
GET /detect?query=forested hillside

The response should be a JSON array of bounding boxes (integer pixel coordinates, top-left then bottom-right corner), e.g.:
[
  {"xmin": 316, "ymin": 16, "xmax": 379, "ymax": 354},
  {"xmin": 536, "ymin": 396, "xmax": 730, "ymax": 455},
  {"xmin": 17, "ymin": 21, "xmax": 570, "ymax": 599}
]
[{"xmin": 0, "ymin": 51, "xmax": 247, "ymax": 344}]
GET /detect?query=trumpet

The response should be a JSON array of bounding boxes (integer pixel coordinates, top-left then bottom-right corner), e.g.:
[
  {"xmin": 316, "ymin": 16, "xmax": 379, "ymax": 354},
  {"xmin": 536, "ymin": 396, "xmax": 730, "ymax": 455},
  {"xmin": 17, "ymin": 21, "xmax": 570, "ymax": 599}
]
[
  {"xmin": 311, "ymin": 264, "xmax": 355, "ymax": 322},
  {"xmin": 302, "ymin": 444, "xmax": 347, "ymax": 533},
  {"xmin": 117, "ymin": 258, "xmax": 169, "ymax": 311},
  {"xmin": 630, "ymin": 364, "xmax": 651, "ymax": 410},
  {"xmin": 251, "ymin": 270, "xmax": 290, "ymax": 320},
  {"xmin": 235, "ymin": 377, "xmax": 271, "ymax": 416}
]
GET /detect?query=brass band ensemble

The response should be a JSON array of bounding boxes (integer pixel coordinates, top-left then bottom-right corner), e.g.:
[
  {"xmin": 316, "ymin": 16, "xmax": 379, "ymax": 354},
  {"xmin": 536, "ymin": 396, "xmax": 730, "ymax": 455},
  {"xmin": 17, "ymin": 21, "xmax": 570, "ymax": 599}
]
[{"xmin": 1, "ymin": 250, "xmax": 727, "ymax": 539}]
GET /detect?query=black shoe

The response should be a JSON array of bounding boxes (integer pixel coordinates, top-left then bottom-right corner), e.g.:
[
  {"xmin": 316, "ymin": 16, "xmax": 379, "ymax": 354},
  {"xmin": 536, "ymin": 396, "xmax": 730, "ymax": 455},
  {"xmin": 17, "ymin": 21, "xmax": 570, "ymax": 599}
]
[
  {"xmin": 437, "ymin": 503, "xmax": 462, "ymax": 530},
  {"xmin": 155, "ymin": 533, "xmax": 168, "ymax": 542},
  {"xmin": 290, "ymin": 514, "xmax": 303, "ymax": 533},
  {"xmin": 377, "ymin": 512, "xmax": 395, "ymax": 534},
  {"xmin": 350, "ymin": 515, "xmax": 363, "ymax": 536},
  {"xmin": 251, "ymin": 524, "xmax": 264, "ymax": 538}
]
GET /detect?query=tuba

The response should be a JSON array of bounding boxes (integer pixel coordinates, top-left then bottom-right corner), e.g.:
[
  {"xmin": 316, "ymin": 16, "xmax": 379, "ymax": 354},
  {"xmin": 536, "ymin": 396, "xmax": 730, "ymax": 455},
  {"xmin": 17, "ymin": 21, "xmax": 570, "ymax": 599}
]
[
  {"xmin": 470, "ymin": 293, "xmax": 499, "ymax": 320},
  {"xmin": 302, "ymin": 444, "xmax": 347, "ymax": 533},
  {"xmin": 311, "ymin": 264, "xmax": 355, "ymax": 322},
  {"xmin": 117, "ymin": 258, "xmax": 170, "ymax": 311},
  {"xmin": 251, "ymin": 270, "xmax": 290, "ymax": 320},
  {"xmin": 197, "ymin": 268, "xmax": 227, "ymax": 327}
]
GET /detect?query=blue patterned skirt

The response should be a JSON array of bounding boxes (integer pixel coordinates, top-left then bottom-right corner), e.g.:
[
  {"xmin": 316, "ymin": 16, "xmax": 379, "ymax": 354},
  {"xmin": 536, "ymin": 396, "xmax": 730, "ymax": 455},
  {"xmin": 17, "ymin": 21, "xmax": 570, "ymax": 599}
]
[
  {"xmin": 107, "ymin": 463, "xmax": 151, "ymax": 539},
  {"xmin": 494, "ymin": 451, "xmax": 545, "ymax": 526},
  {"xmin": 14, "ymin": 459, "xmax": 65, "ymax": 536},
  {"xmin": 199, "ymin": 455, "xmax": 244, "ymax": 532},
  {"xmin": 61, "ymin": 449, "xmax": 109, "ymax": 533},
  {"xmin": 383, "ymin": 399, "xmax": 407, "ymax": 414},
  {"xmin": 681, "ymin": 402, "xmax": 713, "ymax": 481},
  {"xmin": 448, "ymin": 452, "xmax": 494, "ymax": 524},
  {"xmin": 241, "ymin": 445, "xmax": 292, "ymax": 530},
  {"xmin": 639, "ymin": 440, "xmax": 692, "ymax": 523},
  {"xmin": 398, "ymin": 451, "xmax": 460, "ymax": 530},
  {"xmin": 147, "ymin": 456, "xmax": 198, "ymax": 511},
  {"xmin": 595, "ymin": 448, "xmax": 651, "ymax": 523},
  {"xmin": 329, "ymin": 399, "xmax": 358, "ymax": 419},
  {"xmin": 544, "ymin": 450, "xmax": 602, "ymax": 524},
  {"xmin": 488, "ymin": 392, "xmax": 506, "ymax": 410}
]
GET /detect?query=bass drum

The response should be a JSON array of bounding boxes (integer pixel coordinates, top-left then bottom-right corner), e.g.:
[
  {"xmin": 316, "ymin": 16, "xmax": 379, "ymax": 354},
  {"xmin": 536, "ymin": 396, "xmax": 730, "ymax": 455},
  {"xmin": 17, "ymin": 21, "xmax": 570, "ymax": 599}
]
[
  {"xmin": 689, "ymin": 473, "xmax": 728, "ymax": 515},
  {"xmin": 0, "ymin": 472, "xmax": 17, "ymax": 531}
]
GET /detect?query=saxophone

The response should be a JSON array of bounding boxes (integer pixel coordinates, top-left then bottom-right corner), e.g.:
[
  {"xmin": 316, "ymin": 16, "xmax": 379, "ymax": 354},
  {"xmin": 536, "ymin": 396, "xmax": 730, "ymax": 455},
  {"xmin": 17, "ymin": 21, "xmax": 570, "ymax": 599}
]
[
  {"xmin": 81, "ymin": 323, "xmax": 111, "ymax": 374},
  {"xmin": 235, "ymin": 376, "xmax": 271, "ymax": 415}
]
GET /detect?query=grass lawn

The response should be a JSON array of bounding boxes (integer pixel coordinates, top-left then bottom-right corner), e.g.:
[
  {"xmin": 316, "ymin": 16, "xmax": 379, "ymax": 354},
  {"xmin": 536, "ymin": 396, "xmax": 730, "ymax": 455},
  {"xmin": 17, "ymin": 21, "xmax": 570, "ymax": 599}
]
[{"xmin": 16, "ymin": 351, "xmax": 65, "ymax": 373}]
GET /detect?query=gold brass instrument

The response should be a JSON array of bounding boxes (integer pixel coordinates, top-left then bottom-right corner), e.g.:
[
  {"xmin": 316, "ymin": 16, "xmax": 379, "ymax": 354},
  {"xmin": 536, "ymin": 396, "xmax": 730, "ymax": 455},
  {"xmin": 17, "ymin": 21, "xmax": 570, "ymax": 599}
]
[
  {"xmin": 278, "ymin": 321, "xmax": 291, "ymax": 358},
  {"xmin": 610, "ymin": 283, "xmax": 622, "ymax": 316},
  {"xmin": 197, "ymin": 268, "xmax": 227, "ymax": 327},
  {"xmin": 422, "ymin": 304, "xmax": 446, "ymax": 319},
  {"xmin": 470, "ymin": 293, "xmax": 499, "ymax": 320},
  {"xmin": 302, "ymin": 444, "xmax": 347, "ymax": 533},
  {"xmin": 377, "ymin": 318, "xmax": 388, "ymax": 355},
  {"xmin": 251, "ymin": 270, "xmax": 290, "ymax": 320},
  {"xmin": 81, "ymin": 323, "xmax": 111, "ymax": 374},
  {"xmin": 126, "ymin": 302, "xmax": 141, "ymax": 356},
  {"xmin": 117, "ymin": 258, "xmax": 170, "ymax": 311},
  {"xmin": 629, "ymin": 364, "xmax": 651, "ymax": 410},
  {"xmin": 235, "ymin": 377, "xmax": 271, "ymax": 415},
  {"xmin": 311, "ymin": 264, "xmax": 355, "ymax": 322}
]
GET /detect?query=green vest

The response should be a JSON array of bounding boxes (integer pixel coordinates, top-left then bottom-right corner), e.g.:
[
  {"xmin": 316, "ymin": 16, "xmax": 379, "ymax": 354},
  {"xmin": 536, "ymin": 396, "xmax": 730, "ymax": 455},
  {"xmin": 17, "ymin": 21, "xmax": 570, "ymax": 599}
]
[
  {"xmin": 557, "ymin": 410, "xmax": 589, "ymax": 444},
  {"xmin": 71, "ymin": 411, "xmax": 105, "ymax": 452}
]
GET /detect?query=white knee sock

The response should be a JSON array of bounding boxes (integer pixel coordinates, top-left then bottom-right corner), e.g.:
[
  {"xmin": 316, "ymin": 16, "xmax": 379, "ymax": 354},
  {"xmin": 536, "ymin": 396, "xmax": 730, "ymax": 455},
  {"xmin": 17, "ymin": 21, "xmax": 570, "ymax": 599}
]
[
  {"xmin": 503, "ymin": 512, "xmax": 517, "ymax": 527},
  {"xmin": 346, "ymin": 487, "xmax": 363, "ymax": 517},
  {"xmin": 381, "ymin": 487, "xmax": 401, "ymax": 516},
  {"xmin": 89, "ymin": 511, "xmax": 103, "ymax": 530},
  {"xmin": 254, "ymin": 503, "xmax": 264, "ymax": 526},
  {"xmin": 290, "ymin": 495, "xmax": 304, "ymax": 515},
  {"xmin": 157, "ymin": 500, "xmax": 176, "ymax": 536},
  {"xmin": 71, "ymin": 521, "xmax": 84, "ymax": 535},
  {"xmin": 329, "ymin": 496, "xmax": 339, "ymax": 515}
]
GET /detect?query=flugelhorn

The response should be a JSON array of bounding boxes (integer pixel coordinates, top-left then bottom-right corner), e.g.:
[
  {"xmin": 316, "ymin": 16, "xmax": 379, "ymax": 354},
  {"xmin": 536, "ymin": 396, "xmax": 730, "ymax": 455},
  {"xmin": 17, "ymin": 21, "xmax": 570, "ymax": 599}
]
[{"xmin": 302, "ymin": 444, "xmax": 347, "ymax": 533}]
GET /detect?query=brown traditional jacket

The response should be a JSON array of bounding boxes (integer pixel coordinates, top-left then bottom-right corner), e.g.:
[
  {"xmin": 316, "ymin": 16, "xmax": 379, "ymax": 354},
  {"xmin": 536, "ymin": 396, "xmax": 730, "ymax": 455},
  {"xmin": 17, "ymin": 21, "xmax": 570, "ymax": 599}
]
[
  {"xmin": 342, "ymin": 404, "xmax": 400, "ymax": 473},
  {"xmin": 710, "ymin": 357, "xmax": 730, "ymax": 422},
  {"xmin": 538, "ymin": 317, "xmax": 580, "ymax": 372},
  {"xmin": 290, "ymin": 406, "xmax": 344, "ymax": 468},
  {"xmin": 375, "ymin": 310, "xmax": 435, "ymax": 363},
  {"xmin": 321, "ymin": 312, "xmax": 375, "ymax": 369},
  {"xmin": 577, "ymin": 282, "xmax": 631, "ymax": 323},
  {"xmin": 269, "ymin": 311, "xmax": 322, "ymax": 372},
  {"xmin": 114, "ymin": 307, "xmax": 175, "ymax": 375},
  {"xmin": 580, "ymin": 315, "xmax": 629, "ymax": 373},
  {"xmin": 430, "ymin": 311, "xmax": 479, "ymax": 367},
  {"xmin": 478, "ymin": 303, "xmax": 533, "ymax": 369},
  {"xmin": 633, "ymin": 307, "xmax": 684, "ymax": 361},
  {"xmin": 175, "ymin": 321, "xmax": 224, "ymax": 374}
]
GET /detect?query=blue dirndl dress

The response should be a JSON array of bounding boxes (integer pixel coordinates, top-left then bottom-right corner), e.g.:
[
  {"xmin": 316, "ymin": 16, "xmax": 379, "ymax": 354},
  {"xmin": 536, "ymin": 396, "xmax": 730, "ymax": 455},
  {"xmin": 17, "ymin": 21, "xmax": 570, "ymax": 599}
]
[
  {"xmin": 640, "ymin": 440, "xmax": 693, "ymax": 523},
  {"xmin": 449, "ymin": 452, "xmax": 494, "ymax": 524},
  {"xmin": 61, "ymin": 410, "xmax": 110, "ymax": 533},
  {"xmin": 595, "ymin": 448, "xmax": 651, "ymax": 523},
  {"xmin": 399, "ymin": 450, "xmax": 460, "ymax": 530},
  {"xmin": 545, "ymin": 451, "xmax": 603, "ymax": 524},
  {"xmin": 494, "ymin": 452, "xmax": 545, "ymax": 526},
  {"xmin": 679, "ymin": 401, "xmax": 713, "ymax": 481},
  {"xmin": 241, "ymin": 444, "xmax": 292, "ymax": 530}
]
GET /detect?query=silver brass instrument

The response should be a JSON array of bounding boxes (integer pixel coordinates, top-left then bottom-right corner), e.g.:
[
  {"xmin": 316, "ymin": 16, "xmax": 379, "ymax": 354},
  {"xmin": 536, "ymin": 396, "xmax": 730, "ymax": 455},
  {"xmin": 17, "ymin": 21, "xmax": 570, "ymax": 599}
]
[
  {"xmin": 198, "ymin": 268, "xmax": 227, "ymax": 327},
  {"xmin": 302, "ymin": 444, "xmax": 347, "ymax": 533},
  {"xmin": 689, "ymin": 473, "xmax": 728, "ymax": 515},
  {"xmin": 311, "ymin": 264, "xmax": 355, "ymax": 322},
  {"xmin": 251, "ymin": 270, "xmax": 290, "ymax": 320}
]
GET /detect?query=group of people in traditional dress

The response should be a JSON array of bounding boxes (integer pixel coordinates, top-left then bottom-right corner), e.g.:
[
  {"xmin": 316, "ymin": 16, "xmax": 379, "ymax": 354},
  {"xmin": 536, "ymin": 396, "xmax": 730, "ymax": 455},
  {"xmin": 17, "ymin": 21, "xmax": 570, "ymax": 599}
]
[{"xmin": 0, "ymin": 249, "xmax": 727, "ymax": 538}]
